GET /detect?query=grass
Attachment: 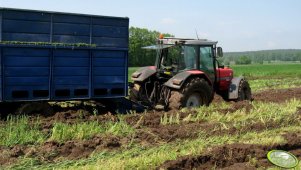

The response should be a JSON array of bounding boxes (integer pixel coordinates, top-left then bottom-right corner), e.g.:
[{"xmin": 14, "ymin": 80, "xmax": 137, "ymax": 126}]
[
  {"xmin": 198, "ymin": 99, "xmax": 300, "ymax": 124},
  {"xmin": 51, "ymin": 119, "xmax": 135, "ymax": 142},
  {"xmin": 129, "ymin": 63, "xmax": 301, "ymax": 92},
  {"xmin": 231, "ymin": 63, "xmax": 301, "ymax": 79},
  {"xmin": 0, "ymin": 41, "xmax": 97, "ymax": 48},
  {"xmin": 5, "ymin": 98, "xmax": 301, "ymax": 169},
  {"xmin": 51, "ymin": 121, "xmax": 104, "ymax": 142},
  {"xmin": 0, "ymin": 115, "xmax": 135, "ymax": 146},
  {"xmin": 0, "ymin": 115, "xmax": 46, "ymax": 147},
  {"xmin": 160, "ymin": 112, "xmax": 180, "ymax": 125},
  {"xmin": 128, "ymin": 63, "xmax": 301, "ymax": 81},
  {"xmin": 12, "ymin": 126, "xmax": 301, "ymax": 170},
  {"xmin": 249, "ymin": 77, "xmax": 301, "ymax": 91}
]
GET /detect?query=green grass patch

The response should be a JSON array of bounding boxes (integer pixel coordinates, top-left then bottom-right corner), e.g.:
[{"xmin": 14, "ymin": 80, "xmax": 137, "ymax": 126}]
[
  {"xmin": 129, "ymin": 64, "xmax": 301, "ymax": 81},
  {"xmin": 0, "ymin": 115, "xmax": 46, "ymax": 147},
  {"xmin": 249, "ymin": 78, "xmax": 301, "ymax": 92},
  {"xmin": 50, "ymin": 120, "xmax": 135, "ymax": 142},
  {"xmin": 231, "ymin": 63, "xmax": 301, "ymax": 79},
  {"xmin": 129, "ymin": 64, "xmax": 301, "ymax": 92},
  {"xmin": 0, "ymin": 41, "xmax": 97, "ymax": 48},
  {"xmin": 50, "ymin": 121, "xmax": 104, "ymax": 142},
  {"xmin": 182, "ymin": 99, "xmax": 301, "ymax": 129}
]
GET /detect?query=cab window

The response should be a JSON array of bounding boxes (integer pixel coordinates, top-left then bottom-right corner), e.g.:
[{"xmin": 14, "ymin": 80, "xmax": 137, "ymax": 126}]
[
  {"xmin": 199, "ymin": 47, "xmax": 214, "ymax": 71},
  {"xmin": 179, "ymin": 46, "xmax": 197, "ymax": 70}
]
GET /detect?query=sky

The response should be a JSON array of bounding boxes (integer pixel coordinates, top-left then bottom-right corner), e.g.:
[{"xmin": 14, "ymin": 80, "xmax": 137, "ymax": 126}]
[{"xmin": 0, "ymin": 0, "xmax": 301, "ymax": 52}]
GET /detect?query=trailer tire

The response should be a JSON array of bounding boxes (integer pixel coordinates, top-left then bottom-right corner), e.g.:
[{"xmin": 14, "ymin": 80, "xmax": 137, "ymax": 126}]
[
  {"xmin": 169, "ymin": 78, "xmax": 212, "ymax": 110},
  {"xmin": 236, "ymin": 79, "xmax": 252, "ymax": 101}
]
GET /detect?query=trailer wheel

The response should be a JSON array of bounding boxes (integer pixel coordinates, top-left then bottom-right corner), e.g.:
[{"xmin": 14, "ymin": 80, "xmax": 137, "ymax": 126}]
[
  {"xmin": 237, "ymin": 79, "xmax": 252, "ymax": 101},
  {"xmin": 169, "ymin": 78, "xmax": 212, "ymax": 110}
]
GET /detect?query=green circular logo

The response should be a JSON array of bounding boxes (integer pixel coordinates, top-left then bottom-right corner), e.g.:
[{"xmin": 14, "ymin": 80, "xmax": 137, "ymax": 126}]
[{"xmin": 267, "ymin": 150, "xmax": 299, "ymax": 168}]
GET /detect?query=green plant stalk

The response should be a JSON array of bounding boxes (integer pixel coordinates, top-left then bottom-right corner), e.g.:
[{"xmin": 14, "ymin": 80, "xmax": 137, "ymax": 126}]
[{"xmin": 0, "ymin": 41, "xmax": 97, "ymax": 48}]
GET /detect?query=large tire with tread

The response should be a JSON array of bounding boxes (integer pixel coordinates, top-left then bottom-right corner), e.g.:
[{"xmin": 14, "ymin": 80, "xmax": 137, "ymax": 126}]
[
  {"xmin": 168, "ymin": 78, "xmax": 212, "ymax": 110},
  {"xmin": 236, "ymin": 79, "xmax": 252, "ymax": 101}
]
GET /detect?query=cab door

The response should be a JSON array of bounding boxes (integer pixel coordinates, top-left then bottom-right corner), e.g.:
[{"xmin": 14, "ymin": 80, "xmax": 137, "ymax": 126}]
[{"xmin": 199, "ymin": 46, "xmax": 215, "ymax": 83}]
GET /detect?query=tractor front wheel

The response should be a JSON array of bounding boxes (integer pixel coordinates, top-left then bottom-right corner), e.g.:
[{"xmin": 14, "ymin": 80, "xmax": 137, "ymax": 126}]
[{"xmin": 168, "ymin": 78, "xmax": 212, "ymax": 110}]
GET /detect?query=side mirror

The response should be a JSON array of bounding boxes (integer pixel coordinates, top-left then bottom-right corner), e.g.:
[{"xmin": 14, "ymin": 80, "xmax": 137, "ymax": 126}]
[{"xmin": 217, "ymin": 47, "xmax": 223, "ymax": 58}]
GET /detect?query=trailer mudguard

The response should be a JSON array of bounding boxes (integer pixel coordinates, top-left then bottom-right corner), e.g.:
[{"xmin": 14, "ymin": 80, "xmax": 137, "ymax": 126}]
[
  {"xmin": 131, "ymin": 66, "xmax": 157, "ymax": 82},
  {"xmin": 228, "ymin": 77, "xmax": 244, "ymax": 99},
  {"xmin": 164, "ymin": 70, "xmax": 211, "ymax": 90}
]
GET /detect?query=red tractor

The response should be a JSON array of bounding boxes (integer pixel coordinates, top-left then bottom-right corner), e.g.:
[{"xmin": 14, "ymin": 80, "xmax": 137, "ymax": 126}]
[{"xmin": 129, "ymin": 37, "xmax": 252, "ymax": 110}]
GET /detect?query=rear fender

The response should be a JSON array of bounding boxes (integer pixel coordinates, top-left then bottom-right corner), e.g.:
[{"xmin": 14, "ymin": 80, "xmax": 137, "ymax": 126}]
[
  {"xmin": 131, "ymin": 66, "xmax": 157, "ymax": 82},
  {"xmin": 228, "ymin": 77, "xmax": 244, "ymax": 99},
  {"xmin": 164, "ymin": 70, "xmax": 212, "ymax": 90}
]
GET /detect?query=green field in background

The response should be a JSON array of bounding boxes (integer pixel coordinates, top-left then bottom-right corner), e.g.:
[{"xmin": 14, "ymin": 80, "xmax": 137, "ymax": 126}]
[{"xmin": 128, "ymin": 63, "xmax": 301, "ymax": 92}]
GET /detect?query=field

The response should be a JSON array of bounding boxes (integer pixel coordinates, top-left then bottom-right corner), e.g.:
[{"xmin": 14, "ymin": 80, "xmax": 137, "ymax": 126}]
[{"xmin": 1, "ymin": 63, "xmax": 301, "ymax": 170}]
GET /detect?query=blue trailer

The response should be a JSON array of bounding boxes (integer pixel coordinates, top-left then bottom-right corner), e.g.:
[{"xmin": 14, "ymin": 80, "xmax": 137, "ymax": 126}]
[{"xmin": 0, "ymin": 8, "xmax": 140, "ymax": 113}]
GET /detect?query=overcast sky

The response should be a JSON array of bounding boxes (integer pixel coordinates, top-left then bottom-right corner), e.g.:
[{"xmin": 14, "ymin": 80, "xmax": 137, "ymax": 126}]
[{"xmin": 1, "ymin": 0, "xmax": 301, "ymax": 52}]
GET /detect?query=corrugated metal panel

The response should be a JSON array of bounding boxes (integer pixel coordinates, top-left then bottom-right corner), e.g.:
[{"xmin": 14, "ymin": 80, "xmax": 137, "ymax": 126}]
[
  {"xmin": 2, "ymin": 47, "xmax": 50, "ymax": 101},
  {"xmin": 92, "ymin": 50, "xmax": 126, "ymax": 98},
  {"xmin": 52, "ymin": 49, "xmax": 90, "ymax": 100},
  {"xmin": 0, "ymin": 8, "xmax": 129, "ymax": 48},
  {"xmin": 0, "ymin": 8, "xmax": 129, "ymax": 102}
]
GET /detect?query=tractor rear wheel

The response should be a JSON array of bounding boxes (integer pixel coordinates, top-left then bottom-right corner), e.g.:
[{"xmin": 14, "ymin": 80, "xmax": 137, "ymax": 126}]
[
  {"xmin": 168, "ymin": 78, "xmax": 212, "ymax": 110},
  {"xmin": 237, "ymin": 79, "xmax": 252, "ymax": 101}
]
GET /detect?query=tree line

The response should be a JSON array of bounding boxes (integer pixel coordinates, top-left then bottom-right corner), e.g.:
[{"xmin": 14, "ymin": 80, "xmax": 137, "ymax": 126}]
[
  {"xmin": 129, "ymin": 27, "xmax": 173, "ymax": 67},
  {"xmin": 222, "ymin": 50, "xmax": 301, "ymax": 65},
  {"xmin": 129, "ymin": 27, "xmax": 301, "ymax": 66}
]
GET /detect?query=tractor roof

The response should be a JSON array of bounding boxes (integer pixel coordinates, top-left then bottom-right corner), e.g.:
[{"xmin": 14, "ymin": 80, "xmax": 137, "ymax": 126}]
[{"xmin": 159, "ymin": 37, "xmax": 218, "ymax": 46}]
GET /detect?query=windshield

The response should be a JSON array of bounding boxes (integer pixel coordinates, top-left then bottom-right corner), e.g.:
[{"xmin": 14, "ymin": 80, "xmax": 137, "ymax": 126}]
[{"xmin": 159, "ymin": 45, "xmax": 197, "ymax": 72}]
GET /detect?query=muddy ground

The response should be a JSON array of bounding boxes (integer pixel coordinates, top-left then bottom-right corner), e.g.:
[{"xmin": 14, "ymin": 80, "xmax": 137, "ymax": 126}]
[
  {"xmin": 158, "ymin": 132, "xmax": 301, "ymax": 170},
  {"xmin": 0, "ymin": 87, "xmax": 301, "ymax": 169}
]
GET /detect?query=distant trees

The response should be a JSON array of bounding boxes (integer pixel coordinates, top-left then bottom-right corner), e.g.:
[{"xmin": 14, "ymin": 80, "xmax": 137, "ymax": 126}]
[
  {"xmin": 129, "ymin": 27, "xmax": 173, "ymax": 67},
  {"xmin": 223, "ymin": 49, "xmax": 301, "ymax": 65},
  {"xmin": 235, "ymin": 56, "xmax": 252, "ymax": 65}
]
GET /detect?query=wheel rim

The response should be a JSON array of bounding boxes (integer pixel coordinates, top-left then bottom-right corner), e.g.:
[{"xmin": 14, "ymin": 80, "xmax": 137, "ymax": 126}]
[{"xmin": 186, "ymin": 93, "xmax": 201, "ymax": 108}]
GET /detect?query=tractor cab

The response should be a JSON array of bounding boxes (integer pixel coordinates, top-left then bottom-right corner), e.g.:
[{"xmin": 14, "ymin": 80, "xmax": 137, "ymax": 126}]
[
  {"xmin": 130, "ymin": 36, "xmax": 252, "ymax": 110},
  {"xmin": 143, "ymin": 37, "xmax": 223, "ymax": 84}
]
